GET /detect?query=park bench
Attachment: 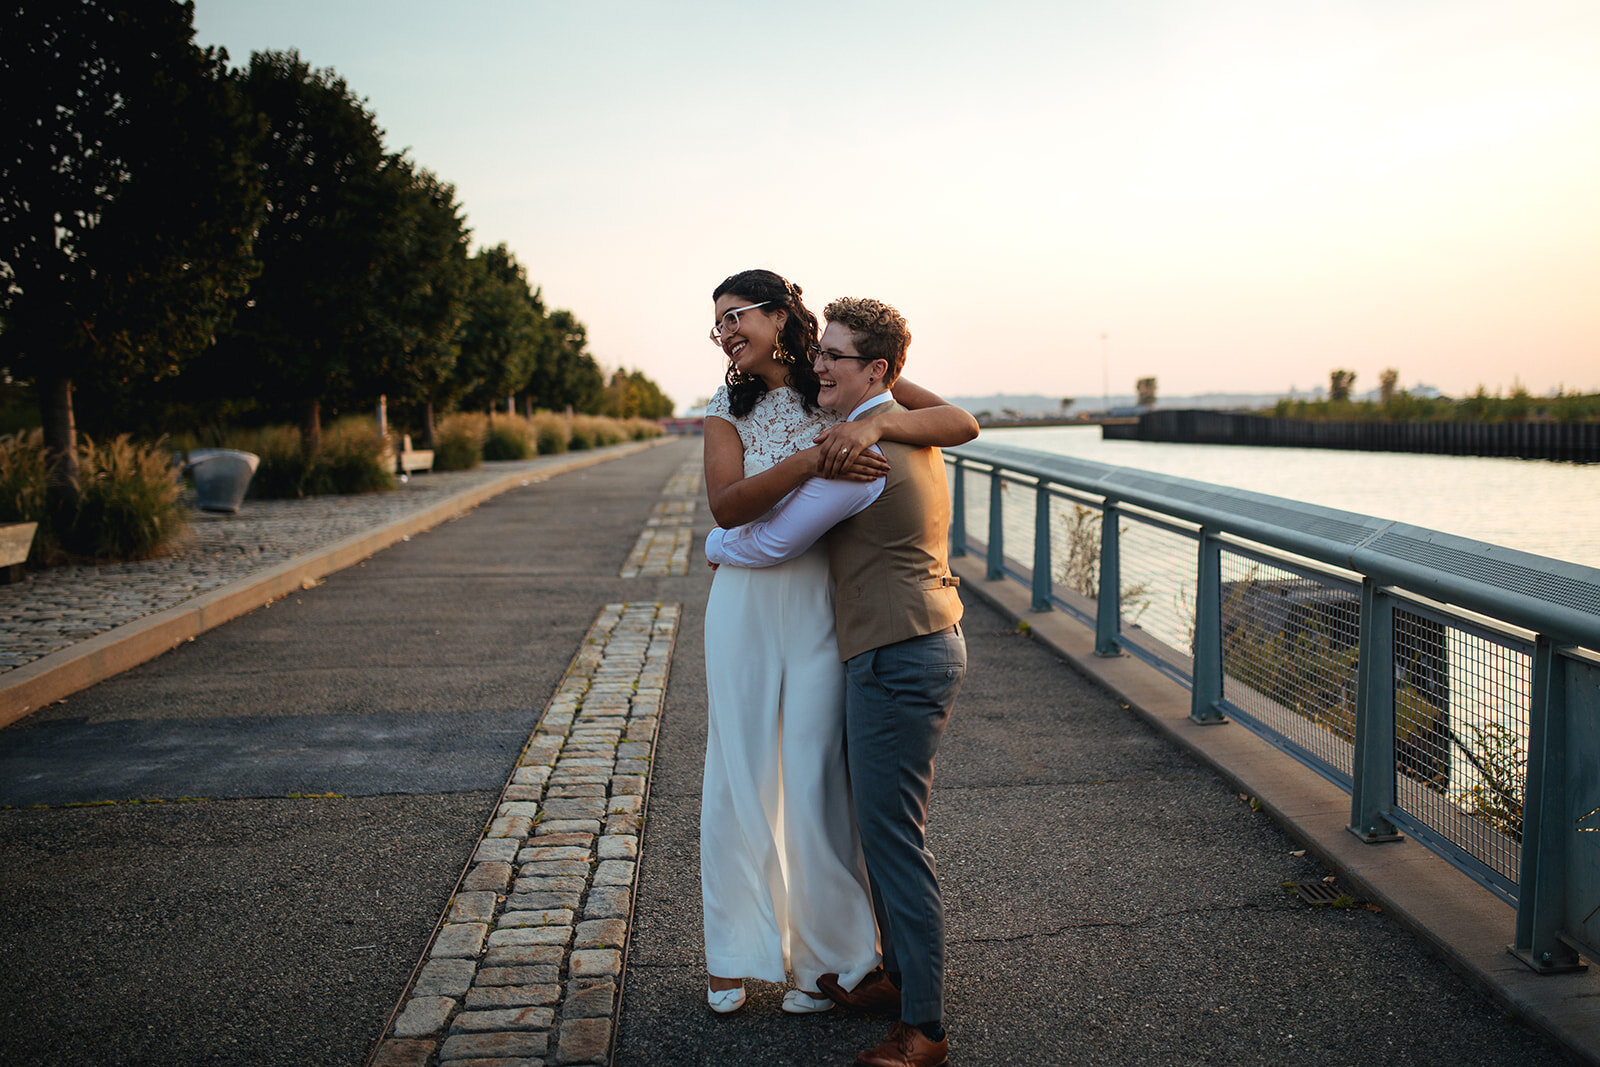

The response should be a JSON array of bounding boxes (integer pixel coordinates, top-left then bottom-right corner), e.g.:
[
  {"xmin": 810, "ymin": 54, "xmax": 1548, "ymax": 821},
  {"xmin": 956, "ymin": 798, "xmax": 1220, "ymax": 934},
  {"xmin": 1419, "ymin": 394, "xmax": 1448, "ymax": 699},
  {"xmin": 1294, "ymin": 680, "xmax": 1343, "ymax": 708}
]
[
  {"xmin": 0, "ymin": 522, "xmax": 38, "ymax": 584},
  {"xmin": 394, "ymin": 434, "xmax": 434, "ymax": 477}
]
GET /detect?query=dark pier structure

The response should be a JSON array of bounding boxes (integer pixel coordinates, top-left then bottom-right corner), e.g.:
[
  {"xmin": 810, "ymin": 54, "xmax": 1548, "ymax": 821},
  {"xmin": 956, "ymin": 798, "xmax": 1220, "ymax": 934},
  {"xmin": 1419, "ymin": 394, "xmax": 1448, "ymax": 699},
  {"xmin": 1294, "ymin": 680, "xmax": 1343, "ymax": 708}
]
[{"xmin": 1105, "ymin": 409, "xmax": 1600, "ymax": 462}]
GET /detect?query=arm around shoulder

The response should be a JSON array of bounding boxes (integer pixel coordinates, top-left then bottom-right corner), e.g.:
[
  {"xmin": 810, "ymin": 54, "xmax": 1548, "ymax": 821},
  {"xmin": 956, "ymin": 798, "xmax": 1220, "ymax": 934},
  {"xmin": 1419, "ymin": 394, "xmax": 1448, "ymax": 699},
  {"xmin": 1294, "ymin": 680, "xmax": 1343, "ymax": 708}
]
[
  {"xmin": 882, "ymin": 377, "xmax": 980, "ymax": 447},
  {"xmin": 703, "ymin": 416, "xmax": 821, "ymax": 528}
]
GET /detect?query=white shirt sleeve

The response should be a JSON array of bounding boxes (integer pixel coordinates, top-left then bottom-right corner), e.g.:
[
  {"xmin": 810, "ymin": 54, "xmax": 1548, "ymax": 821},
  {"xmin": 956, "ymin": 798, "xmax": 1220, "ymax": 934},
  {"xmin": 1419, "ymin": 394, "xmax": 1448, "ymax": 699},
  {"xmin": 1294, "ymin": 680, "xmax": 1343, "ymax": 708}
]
[{"xmin": 705, "ymin": 463, "xmax": 884, "ymax": 568}]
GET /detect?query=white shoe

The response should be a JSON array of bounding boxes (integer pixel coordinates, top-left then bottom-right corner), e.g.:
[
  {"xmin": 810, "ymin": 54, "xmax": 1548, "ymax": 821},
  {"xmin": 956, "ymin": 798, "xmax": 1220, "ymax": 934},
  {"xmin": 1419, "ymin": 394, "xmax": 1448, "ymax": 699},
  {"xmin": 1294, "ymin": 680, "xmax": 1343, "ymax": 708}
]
[
  {"xmin": 707, "ymin": 983, "xmax": 746, "ymax": 1014},
  {"xmin": 781, "ymin": 988, "xmax": 835, "ymax": 1014}
]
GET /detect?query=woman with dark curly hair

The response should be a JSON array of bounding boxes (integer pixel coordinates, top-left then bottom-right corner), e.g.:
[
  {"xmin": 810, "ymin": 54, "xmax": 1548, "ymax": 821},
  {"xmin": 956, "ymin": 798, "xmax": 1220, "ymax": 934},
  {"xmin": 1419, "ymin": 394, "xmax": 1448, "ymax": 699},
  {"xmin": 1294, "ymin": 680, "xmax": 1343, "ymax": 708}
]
[{"xmin": 699, "ymin": 269, "xmax": 977, "ymax": 1016}]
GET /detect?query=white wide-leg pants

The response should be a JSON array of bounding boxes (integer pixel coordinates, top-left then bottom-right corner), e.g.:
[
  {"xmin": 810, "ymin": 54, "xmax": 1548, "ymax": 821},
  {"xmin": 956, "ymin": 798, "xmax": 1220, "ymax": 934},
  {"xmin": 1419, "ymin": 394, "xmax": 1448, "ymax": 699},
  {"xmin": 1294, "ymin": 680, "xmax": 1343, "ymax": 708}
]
[{"xmin": 701, "ymin": 544, "xmax": 879, "ymax": 992}]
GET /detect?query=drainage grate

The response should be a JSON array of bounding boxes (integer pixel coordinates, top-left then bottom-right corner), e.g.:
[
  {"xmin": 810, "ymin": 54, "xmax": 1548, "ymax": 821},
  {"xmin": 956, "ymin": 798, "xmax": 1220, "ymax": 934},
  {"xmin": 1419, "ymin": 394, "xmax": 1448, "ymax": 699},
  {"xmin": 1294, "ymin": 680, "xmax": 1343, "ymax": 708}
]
[{"xmin": 1295, "ymin": 881, "xmax": 1343, "ymax": 905}]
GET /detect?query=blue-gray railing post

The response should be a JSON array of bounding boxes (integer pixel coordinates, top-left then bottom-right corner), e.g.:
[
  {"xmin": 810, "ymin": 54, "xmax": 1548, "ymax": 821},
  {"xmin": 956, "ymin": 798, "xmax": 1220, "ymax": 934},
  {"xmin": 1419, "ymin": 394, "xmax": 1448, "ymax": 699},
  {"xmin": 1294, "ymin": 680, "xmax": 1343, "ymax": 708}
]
[
  {"xmin": 1189, "ymin": 529, "xmax": 1227, "ymax": 723},
  {"xmin": 1510, "ymin": 638, "xmax": 1584, "ymax": 972},
  {"xmin": 987, "ymin": 468, "xmax": 1005, "ymax": 581},
  {"xmin": 950, "ymin": 459, "xmax": 967, "ymax": 558},
  {"xmin": 1032, "ymin": 481, "xmax": 1053, "ymax": 612},
  {"xmin": 1094, "ymin": 501, "xmax": 1122, "ymax": 656},
  {"xmin": 1350, "ymin": 580, "xmax": 1403, "ymax": 842}
]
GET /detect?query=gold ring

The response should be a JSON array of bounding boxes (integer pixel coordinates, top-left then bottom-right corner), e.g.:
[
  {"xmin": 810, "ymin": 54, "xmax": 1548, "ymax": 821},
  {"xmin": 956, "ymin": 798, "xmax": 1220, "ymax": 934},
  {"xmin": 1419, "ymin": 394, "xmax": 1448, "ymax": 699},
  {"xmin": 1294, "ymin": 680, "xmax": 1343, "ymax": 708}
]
[{"xmin": 841, "ymin": 447, "xmax": 851, "ymax": 456}]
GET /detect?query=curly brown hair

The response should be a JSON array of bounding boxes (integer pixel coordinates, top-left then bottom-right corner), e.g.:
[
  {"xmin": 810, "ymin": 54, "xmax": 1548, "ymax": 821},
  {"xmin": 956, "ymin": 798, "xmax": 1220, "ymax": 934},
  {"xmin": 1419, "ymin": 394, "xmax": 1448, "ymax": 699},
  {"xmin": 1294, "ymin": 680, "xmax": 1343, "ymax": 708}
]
[
  {"xmin": 822, "ymin": 297, "xmax": 911, "ymax": 386},
  {"xmin": 712, "ymin": 269, "xmax": 823, "ymax": 418}
]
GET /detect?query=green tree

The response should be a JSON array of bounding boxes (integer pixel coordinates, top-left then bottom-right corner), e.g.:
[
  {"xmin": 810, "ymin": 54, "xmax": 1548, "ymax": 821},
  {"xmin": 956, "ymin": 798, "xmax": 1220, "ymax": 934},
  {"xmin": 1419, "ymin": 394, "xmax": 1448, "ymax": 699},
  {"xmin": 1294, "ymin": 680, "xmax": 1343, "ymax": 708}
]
[
  {"xmin": 1135, "ymin": 376, "xmax": 1157, "ymax": 407},
  {"xmin": 0, "ymin": 0, "xmax": 265, "ymax": 514},
  {"xmin": 454, "ymin": 245, "xmax": 544, "ymax": 419},
  {"xmin": 602, "ymin": 369, "xmax": 674, "ymax": 419},
  {"xmin": 1329, "ymin": 369, "xmax": 1357, "ymax": 403},
  {"xmin": 372, "ymin": 162, "xmax": 472, "ymax": 448},
  {"xmin": 534, "ymin": 309, "xmax": 604, "ymax": 413},
  {"xmin": 207, "ymin": 50, "xmax": 403, "ymax": 452},
  {"xmin": 1379, "ymin": 368, "xmax": 1399, "ymax": 407}
]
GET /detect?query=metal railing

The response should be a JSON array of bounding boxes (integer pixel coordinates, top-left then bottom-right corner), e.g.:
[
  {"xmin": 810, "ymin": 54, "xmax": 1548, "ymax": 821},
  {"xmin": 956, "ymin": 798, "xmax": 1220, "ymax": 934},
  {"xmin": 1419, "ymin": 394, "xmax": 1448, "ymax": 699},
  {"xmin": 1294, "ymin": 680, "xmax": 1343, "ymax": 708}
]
[{"xmin": 947, "ymin": 440, "xmax": 1600, "ymax": 974}]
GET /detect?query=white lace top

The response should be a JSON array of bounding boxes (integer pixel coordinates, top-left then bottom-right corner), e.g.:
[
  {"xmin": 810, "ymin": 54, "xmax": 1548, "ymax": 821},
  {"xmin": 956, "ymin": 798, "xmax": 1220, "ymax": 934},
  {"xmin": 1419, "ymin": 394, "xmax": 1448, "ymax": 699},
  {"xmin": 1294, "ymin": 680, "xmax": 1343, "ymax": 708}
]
[{"xmin": 705, "ymin": 384, "xmax": 841, "ymax": 477}]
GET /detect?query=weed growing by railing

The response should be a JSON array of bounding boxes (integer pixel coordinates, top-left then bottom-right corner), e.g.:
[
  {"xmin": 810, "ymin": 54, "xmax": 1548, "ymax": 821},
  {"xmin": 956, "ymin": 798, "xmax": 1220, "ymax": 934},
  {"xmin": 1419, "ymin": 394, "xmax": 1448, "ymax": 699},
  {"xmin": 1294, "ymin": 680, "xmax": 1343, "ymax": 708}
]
[
  {"xmin": 1050, "ymin": 500, "xmax": 1151, "ymax": 624},
  {"xmin": 1449, "ymin": 721, "xmax": 1526, "ymax": 842}
]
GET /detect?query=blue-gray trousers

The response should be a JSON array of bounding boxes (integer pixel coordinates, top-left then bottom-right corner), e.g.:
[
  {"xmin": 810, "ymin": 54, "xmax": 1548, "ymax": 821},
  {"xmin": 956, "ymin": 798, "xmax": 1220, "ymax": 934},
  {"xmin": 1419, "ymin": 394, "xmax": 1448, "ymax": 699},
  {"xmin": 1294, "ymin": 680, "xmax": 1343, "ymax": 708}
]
[{"xmin": 843, "ymin": 625, "xmax": 967, "ymax": 1025}]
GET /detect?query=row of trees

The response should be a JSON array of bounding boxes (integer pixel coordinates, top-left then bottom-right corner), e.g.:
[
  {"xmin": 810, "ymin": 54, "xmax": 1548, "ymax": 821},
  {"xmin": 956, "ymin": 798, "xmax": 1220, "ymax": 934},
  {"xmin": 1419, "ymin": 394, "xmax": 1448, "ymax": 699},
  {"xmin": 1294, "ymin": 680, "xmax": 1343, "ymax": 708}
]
[
  {"xmin": 1, "ymin": 1, "xmax": 670, "ymax": 518},
  {"xmin": 1277, "ymin": 369, "xmax": 1600, "ymax": 422}
]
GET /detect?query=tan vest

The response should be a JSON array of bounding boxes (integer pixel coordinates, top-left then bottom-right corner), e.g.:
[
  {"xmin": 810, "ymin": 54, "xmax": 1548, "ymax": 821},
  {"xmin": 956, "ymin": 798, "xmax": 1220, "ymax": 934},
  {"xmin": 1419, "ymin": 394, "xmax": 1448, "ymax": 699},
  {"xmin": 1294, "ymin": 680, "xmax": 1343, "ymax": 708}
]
[{"xmin": 827, "ymin": 401, "xmax": 963, "ymax": 661}]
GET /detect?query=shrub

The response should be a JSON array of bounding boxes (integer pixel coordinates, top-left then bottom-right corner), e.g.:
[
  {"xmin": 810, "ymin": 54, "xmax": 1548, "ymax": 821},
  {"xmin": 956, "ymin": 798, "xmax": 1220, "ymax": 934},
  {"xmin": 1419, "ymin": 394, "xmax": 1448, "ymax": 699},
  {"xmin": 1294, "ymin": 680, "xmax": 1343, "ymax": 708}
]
[
  {"xmin": 531, "ymin": 411, "xmax": 568, "ymax": 455},
  {"xmin": 316, "ymin": 416, "xmax": 396, "ymax": 494},
  {"xmin": 222, "ymin": 420, "xmax": 395, "ymax": 499},
  {"xmin": 567, "ymin": 420, "xmax": 596, "ymax": 451},
  {"xmin": 433, "ymin": 413, "xmax": 486, "ymax": 470},
  {"xmin": 66, "ymin": 434, "xmax": 187, "ymax": 559},
  {"xmin": 0, "ymin": 431, "xmax": 187, "ymax": 562},
  {"xmin": 624, "ymin": 417, "xmax": 664, "ymax": 441},
  {"xmin": 0, "ymin": 430, "xmax": 52, "ymax": 559},
  {"xmin": 482, "ymin": 415, "xmax": 535, "ymax": 461},
  {"xmin": 228, "ymin": 425, "xmax": 313, "ymax": 499},
  {"xmin": 0, "ymin": 430, "xmax": 50, "ymax": 525}
]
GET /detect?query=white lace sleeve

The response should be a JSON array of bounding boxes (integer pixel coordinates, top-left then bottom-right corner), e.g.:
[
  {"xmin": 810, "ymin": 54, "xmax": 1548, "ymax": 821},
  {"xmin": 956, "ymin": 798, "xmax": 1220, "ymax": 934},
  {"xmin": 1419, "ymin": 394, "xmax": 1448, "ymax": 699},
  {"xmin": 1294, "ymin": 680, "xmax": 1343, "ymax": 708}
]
[{"xmin": 705, "ymin": 385, "xmax": 732, "ymax": 423}]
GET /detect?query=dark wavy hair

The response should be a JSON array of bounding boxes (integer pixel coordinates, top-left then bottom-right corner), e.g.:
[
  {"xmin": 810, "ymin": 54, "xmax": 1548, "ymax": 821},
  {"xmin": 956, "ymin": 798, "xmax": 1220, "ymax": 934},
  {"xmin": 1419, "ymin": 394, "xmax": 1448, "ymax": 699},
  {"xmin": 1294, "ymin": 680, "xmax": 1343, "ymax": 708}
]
[{"xmin": 712, "ymin": 269, "xmax": 823, "ymax": 418}]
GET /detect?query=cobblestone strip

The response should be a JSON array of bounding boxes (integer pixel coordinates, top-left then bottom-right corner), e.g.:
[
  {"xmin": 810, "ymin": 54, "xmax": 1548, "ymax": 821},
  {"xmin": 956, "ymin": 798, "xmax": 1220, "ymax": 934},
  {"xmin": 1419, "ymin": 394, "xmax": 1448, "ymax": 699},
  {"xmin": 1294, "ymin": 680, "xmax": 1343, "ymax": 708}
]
[
  {"xmin": 619, "ymin": 458, "xmax": 702, "ymax": 578},
  {"xmin": 371, "ymin": 601, "xmax": 677, "ymax": 1067}
]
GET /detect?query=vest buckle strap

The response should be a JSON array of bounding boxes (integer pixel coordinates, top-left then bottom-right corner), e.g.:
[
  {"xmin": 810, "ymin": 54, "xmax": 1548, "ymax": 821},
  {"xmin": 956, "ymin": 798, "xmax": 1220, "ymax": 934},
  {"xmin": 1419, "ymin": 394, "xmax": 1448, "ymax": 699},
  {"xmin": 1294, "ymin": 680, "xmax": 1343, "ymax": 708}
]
[{"xmin": 940, "ymin": 575, "xmax": 960, "ymax": 588}]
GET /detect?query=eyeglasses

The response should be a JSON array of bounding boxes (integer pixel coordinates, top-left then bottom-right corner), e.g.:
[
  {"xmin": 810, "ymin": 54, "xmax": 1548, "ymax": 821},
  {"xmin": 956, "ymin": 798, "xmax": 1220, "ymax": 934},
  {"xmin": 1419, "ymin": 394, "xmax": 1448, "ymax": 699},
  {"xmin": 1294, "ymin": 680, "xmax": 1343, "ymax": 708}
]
[
  {"xmin": 807, "ymin": 344, "xmax": 875, "ymax": 367},
  {"xmin": 710, "ymin": 301, "xmax": 770, "ymax": 344}
]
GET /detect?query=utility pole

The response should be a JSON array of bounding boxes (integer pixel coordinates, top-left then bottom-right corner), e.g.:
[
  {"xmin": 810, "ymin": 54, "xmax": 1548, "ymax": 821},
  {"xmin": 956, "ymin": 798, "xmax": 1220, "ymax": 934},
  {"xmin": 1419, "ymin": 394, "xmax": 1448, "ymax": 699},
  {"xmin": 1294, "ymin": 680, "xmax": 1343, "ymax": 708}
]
[{"xmin": 1100, "ymin": 333, "xmax": 1109, "ymax": 412}]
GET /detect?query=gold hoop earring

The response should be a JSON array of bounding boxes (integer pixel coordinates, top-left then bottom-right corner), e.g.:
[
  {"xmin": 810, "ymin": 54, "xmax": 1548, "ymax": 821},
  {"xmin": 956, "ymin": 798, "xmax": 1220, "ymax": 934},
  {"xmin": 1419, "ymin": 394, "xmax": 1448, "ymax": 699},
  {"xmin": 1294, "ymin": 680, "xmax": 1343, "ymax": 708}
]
[{"xmin": 773, "ymin": 337, "xmax": 795, "ymax": 364}]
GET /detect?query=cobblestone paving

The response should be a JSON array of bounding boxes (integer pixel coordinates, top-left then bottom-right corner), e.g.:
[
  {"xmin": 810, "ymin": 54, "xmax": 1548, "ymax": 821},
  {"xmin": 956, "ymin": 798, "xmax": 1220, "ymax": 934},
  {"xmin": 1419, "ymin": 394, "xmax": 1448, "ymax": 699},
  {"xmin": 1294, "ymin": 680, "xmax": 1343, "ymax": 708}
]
[
  {"xmin": 373, "ymin": 601, "xmax": 677, "ymax": 1067},
  {"xmin": 619, "ymin": 458, "xmax": 701, "ymax": 579},
  {"xmin": 0, "ymin": 460, "xmax": 554, "ymax": 672}
]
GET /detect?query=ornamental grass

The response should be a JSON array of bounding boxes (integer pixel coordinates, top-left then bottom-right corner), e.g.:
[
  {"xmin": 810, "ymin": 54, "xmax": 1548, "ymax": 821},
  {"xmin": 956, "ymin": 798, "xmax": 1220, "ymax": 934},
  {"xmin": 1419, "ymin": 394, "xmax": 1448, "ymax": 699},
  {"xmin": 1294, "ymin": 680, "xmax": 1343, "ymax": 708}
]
[
  {"xmin": 70, "ymin": 434, "xmax": 187, "ymax": 560},
  {"xmin": 223, "ymin": 417, "xmax": 395, "ymax": 499},
  {"xmin": 530, "ymin": 411, "xmax": 568, "ymax": 455},
  {"xmin": 433, "ymin": 412, "xmax": 487, "ymax": 471},
  {"xmin": 0, "ymin": 430, "xmax": 186, "ymax": 563},
  {"xmin": 482, "ymin": 414, "xmax": 535, "ymax": 461}
]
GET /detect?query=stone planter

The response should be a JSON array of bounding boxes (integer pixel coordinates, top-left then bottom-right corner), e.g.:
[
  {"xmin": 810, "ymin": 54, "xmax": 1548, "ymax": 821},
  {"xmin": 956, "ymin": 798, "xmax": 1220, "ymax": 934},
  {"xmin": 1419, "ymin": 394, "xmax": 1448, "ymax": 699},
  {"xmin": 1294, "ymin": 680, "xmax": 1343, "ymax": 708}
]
[
  {"xmin": 0, "ymin": 521, "xmax": 37, "ymax": 584},
  {"xmin": 184, "ymin": 449, "xmax": 260, "ymax": 513}
]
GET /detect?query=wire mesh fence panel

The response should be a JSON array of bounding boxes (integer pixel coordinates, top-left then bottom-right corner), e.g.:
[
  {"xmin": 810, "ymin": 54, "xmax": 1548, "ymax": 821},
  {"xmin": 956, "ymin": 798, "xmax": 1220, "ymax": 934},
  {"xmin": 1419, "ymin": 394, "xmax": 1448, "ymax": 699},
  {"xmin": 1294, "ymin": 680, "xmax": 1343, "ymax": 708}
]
[
  {"xmin": 1218, "ymin": 549, "xmax": 1360, "ymax": 781},
  {"xmin": 1392, "ymin": 603, "xmax": 1530, "ymax": 885},
  {"xmin": 996, "ymin": 474, "xmax": 1037, "ymax": 577},
  {"xmin": 1116, "ymin": 514, "xmax": 1198, "ymax": 657}
]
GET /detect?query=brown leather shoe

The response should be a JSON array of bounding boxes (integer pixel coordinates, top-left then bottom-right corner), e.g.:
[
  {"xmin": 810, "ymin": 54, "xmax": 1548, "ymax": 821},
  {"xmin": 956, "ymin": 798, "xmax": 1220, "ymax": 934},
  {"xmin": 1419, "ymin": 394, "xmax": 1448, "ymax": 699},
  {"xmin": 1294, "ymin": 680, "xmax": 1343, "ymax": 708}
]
[
  {"xmin": 817, "ymin": 967, "xmax": 901, "ymax": 1015},
  {"xmin": 855, "ymin": 1021, "xmax": 949, "ymax": 1067}
]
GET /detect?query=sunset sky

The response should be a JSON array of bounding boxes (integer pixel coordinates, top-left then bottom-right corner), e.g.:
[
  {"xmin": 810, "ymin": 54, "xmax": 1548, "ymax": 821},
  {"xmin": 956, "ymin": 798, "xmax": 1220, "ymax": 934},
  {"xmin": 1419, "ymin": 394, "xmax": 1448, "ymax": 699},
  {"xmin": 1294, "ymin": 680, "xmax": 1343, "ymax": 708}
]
[{"xmin": 193, "ymin": 1, "xmax": 1600, "ymax": 413}]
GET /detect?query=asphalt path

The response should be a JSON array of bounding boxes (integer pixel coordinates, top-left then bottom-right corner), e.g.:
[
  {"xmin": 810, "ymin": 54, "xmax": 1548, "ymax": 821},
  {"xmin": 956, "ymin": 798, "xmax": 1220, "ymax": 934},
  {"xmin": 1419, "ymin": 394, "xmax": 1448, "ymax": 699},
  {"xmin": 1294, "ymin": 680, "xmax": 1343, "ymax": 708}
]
[
  {"xmin": 617, "ymin": 545, "xmax": 1562, "ymax": 1065},
  {"xmin": 0, "ymin": 436, "xmax": 1570, "ymax": 1066},
  {"xmin": 0, "ymin": 441, "xmax": 693, "ymax": 1067}
]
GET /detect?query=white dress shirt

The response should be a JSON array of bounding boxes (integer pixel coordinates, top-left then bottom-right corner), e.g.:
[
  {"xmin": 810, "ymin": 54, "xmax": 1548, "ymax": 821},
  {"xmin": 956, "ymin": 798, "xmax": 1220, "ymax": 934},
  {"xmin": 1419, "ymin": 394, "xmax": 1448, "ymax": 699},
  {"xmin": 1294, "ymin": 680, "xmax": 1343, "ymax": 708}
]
[{"xmin": 705, "ymin": 394, "xmax": 894, "ymax": 568}]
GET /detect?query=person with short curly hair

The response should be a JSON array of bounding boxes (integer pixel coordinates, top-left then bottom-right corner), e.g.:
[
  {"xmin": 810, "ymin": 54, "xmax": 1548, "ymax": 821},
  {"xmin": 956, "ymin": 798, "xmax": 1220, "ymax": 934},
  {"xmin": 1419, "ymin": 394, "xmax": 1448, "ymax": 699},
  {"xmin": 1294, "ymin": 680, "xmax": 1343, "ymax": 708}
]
[
  {"xmin": 818, "ymin": 296, "xmax": 912, "ymax": 385},
  {"xmin": 707, "ymin": 295, "xmax": 972, "ymax": 1067},
  {"xmin": 699, "ymin": 270, "xmax": 977, "ymax": 1021}
]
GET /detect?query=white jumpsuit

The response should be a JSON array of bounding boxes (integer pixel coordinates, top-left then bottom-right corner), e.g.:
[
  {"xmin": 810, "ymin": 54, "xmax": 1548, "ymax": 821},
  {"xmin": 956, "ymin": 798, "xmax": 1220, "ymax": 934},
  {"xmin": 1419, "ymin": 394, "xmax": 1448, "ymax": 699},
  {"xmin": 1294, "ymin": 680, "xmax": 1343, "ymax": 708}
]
[{"xmin": 700, "ymin": 385, "xmax": 880, "ymax": 993}]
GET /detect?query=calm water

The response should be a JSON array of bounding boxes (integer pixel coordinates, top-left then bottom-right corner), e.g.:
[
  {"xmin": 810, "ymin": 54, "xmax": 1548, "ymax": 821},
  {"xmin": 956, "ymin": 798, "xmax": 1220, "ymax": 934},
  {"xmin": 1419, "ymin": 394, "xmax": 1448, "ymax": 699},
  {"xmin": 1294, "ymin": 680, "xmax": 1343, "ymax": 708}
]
[{"xmin": 983, "ymin": 426, "xmax": 1600, "ymax": 570}]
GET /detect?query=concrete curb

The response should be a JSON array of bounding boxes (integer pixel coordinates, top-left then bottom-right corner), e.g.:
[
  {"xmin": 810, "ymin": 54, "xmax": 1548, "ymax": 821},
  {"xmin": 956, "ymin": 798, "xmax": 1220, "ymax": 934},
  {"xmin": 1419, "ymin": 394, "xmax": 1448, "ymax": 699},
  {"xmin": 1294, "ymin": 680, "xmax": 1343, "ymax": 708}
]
[
  {"xmin": 0, "ymin": 440, "xmax": 671, "ymax": 730},
  {"xmin": 950, "ymin": 554, "xmax": 1600, "ymax": 1066}
]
